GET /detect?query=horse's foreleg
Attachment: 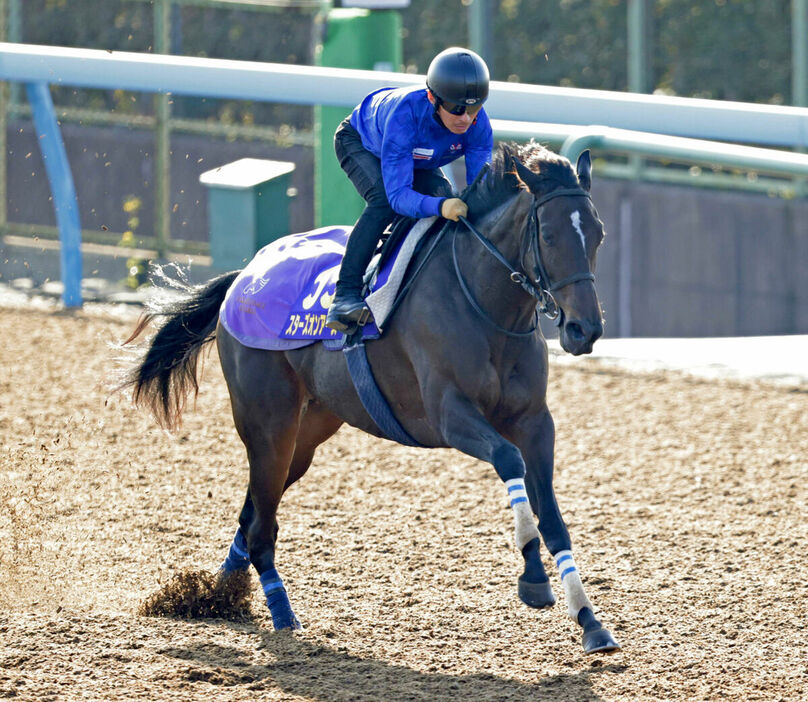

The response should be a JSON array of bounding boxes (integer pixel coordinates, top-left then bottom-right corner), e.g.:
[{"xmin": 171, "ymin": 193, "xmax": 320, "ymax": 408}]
[
  {"xmin": 435, "ymin": 391, "xmax": 552, "ymax": 607},
  {"xmin": 513, "ymin": 409, "xmax": 620, "ymax": 654}
]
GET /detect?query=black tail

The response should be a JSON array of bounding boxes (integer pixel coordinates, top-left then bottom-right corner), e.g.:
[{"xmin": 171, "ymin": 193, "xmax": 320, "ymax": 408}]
[{"xmin": 121, "ymin": 270, "xmax": 240, "ymax": 429}]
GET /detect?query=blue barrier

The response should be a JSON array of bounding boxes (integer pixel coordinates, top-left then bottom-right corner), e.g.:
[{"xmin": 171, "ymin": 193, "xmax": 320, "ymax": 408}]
[{"xmin": 25, "ymin": 82, "xmax": 82, "ymax": 308}]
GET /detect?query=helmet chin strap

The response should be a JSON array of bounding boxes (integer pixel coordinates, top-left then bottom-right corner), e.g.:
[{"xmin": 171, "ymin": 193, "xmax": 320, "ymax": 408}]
[
  {"xmin": 432, "ymin": 100, "xmax": 444, "ymax": 124},
  {"xmin": 426, "ymin": 89, "xmax": 444, "ymax": 126}
]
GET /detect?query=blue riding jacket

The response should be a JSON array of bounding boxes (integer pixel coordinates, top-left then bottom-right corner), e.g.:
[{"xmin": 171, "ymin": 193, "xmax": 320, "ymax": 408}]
[{"xmin": 349, "ymin": 85, "xmax": 493, "ymax": 219}]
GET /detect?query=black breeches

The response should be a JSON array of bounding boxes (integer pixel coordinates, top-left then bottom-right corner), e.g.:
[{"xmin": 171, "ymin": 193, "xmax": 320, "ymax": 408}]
[{"xmin": 333, "ymin": 118, "xmax": 452, "ymax": 293}]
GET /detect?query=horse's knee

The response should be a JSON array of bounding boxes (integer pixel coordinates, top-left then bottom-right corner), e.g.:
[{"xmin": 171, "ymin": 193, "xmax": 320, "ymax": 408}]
[{"xmin": 492, "ymin": 443, "xmax": 525, "ymax": 482}]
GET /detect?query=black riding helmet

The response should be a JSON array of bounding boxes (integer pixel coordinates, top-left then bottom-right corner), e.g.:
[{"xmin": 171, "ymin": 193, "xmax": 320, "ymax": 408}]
[{"xmin": 426, "ymin": 47, "xmax": 490, "ymax": 112}]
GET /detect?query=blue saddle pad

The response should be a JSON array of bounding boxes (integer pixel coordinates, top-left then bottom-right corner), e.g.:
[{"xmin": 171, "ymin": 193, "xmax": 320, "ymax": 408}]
[{"xmin": 219, "ymin": 225, "xmax": 410, "ymax": 351}]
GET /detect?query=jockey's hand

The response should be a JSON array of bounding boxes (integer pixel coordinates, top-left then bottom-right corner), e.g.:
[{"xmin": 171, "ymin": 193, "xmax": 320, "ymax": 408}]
[{"xmin": 441, "ymin": 198, "xmax": 468, "ymax": 221}]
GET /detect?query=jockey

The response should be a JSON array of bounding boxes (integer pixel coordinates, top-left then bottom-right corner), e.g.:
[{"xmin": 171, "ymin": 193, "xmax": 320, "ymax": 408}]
[{"xmin": 325, "ymin": 47, "xmax": 494, "ymax": 332}]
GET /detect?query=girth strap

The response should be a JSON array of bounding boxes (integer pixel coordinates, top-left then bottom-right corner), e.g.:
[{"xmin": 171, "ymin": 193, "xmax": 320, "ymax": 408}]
[{"xmin": 343, "ymin": 342, "xmax": 423, "ymax": 447}]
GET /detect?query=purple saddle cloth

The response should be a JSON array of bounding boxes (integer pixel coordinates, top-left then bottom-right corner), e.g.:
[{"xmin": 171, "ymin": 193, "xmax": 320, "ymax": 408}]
[{"xmin": 220, "ymin": 225, "xmax": 391, "ymax": 351}]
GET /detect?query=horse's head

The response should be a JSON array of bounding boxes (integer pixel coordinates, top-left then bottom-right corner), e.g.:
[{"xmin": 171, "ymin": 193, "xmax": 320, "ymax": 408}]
[{"xmin": 508, "ymin": 146, "xmax": 606, "ymax": 355}]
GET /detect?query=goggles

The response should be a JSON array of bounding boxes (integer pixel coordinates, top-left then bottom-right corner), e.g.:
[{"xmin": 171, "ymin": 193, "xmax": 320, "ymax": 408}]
[{"xmin": 440, "ymin": 100, "xmax": 483, "ymax": 117}]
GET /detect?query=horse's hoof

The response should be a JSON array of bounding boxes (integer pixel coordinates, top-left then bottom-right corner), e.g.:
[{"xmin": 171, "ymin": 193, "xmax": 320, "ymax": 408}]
[
  {"xmin": 272, "ymin": 613, "xmax": 303, "ymax": 631},
  {"xmin": 582, "ymin": 626, "xmax": 620, "ymax": 654},
  {"xmin": 265, "ymin": 589, "xmax": 303, "ymax": 630},
  {"xmin": 268, "ymin": 598, "xmax": 303, "ymax": 630},
  {"xmin": 517, "ymin": 576, "xmax": 556, "ymax": 609}
]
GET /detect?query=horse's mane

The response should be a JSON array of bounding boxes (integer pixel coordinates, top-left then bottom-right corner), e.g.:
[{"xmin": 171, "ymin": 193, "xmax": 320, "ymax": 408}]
[{"xmin": 463, "ymin": 141, "xmax": 579, "ymax": 215}]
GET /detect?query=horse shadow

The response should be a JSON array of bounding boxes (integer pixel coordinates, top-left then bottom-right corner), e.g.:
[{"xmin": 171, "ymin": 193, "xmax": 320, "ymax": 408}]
[{"xmin": 160, "ymin": 617, "xmax": 624, "ymax": 701}]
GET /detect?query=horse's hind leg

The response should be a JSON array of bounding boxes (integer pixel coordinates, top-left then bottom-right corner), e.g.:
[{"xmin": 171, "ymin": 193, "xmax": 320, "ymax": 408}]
[
  {"xmin": 218, "ymin": 332, "xmax": 307, "ymax": 629},
  {"xmin": 221, "ymin": 402, "xmax": 343, "ymax": 578},
  {"xmin": 220, "ymin": 490, "xmax": 254, "ymax": 574},
  {"xmin": 514, "ymin": 409, "xmax": 620, "ymax": 654},
  {"xmin": 240, "ymin": 400, "xmax": 303, "ymax": 629}
]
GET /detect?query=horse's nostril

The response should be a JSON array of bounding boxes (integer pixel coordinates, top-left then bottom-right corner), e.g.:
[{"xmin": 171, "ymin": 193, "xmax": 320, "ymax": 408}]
[
  {"xmin": 565, "ymin": 320, "xmax": 602, "ymax": 344},
  {"xmin": 566, "ymin": 322, "xmax": 585, "ymax": 341}
]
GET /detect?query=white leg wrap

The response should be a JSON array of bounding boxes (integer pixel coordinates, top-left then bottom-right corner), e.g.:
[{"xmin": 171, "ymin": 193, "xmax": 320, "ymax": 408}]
[
  {"xmin": 505, "ymin": 479, "xmax": 540, "ymax": 551},
  {"xmin": 554, "ymin": 550, "xmax": 593, "ymax": 620}
]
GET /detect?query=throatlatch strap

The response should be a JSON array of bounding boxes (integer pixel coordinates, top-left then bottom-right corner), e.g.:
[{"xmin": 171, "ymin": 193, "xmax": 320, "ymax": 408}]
[{"xmin": 343, "ymin": 342, "xmax": 423, "ymax": 447}]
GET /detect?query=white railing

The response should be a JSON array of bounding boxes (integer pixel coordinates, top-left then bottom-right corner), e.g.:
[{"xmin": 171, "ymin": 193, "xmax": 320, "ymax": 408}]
[{"xmin": 3, "ymin": 42, "xmax": 808, "ymax": 147}]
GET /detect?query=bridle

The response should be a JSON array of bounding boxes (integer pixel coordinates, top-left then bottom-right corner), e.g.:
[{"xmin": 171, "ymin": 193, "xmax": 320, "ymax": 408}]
[
  {"xmin": 521, "ymin": 186, "xmax": 596, "ymax": 319},
  {"xmin": 453, "ymin": 186, "xmax": 595, "ymax": 337}
]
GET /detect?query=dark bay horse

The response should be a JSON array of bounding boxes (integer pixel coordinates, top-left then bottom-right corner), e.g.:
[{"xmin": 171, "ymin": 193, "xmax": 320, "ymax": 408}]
[{"xmin": 123, "ymin": 142, "xmax": 619, "ymax": 654}]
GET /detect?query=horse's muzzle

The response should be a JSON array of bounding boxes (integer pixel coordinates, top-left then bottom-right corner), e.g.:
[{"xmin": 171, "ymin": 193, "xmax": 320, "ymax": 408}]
[{"xmin": 560, "ymin": 316, "xmax": 603, "ymax": 356}]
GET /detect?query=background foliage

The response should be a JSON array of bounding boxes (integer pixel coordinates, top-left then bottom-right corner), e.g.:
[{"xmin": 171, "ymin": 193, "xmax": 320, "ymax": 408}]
[{"xmin": 18, "ymin": 0, "xmax": 797, "ymax": 126}]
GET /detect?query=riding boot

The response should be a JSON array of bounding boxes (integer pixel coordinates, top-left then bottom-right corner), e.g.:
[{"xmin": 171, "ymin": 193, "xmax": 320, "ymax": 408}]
[{"xmin": 326, "ymin": 205, "xmax": 391, "ymax": 331}]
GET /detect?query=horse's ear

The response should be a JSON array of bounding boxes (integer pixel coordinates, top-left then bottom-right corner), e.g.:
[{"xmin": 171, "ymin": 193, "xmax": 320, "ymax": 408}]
[
  {"xmin": 499, "ymin": 144, "xmax": 528, "ymax": 190},
  {"xmin": 511, "ymin": 154, "xmax": 538, "ymax": 190},
  {"xmin": 576, "ymin": 150, "xmax": 592, "ymax": 192},
  {"xmin": 501, "ymin": 143, "xmax": 517, "ymax": 171}
]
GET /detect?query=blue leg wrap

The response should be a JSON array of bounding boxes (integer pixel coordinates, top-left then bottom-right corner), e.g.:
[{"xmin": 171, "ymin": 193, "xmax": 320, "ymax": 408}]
[
  {"xmin": 260, "ymin": 568, "xmax": 301, "ymax": 630},
  {"xmin": 220, "ymin": 527, "xmax": 251, "ymax": 573}
]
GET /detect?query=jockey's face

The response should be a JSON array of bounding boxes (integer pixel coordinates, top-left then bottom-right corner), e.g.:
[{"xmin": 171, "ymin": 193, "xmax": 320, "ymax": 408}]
[
  {"xmin": 437, "ymin": 103, "xmax": 481, "ymax": 134},
  {"xmin": 428, "ymin": 91, "xmax": 481, "ymax": 135}
]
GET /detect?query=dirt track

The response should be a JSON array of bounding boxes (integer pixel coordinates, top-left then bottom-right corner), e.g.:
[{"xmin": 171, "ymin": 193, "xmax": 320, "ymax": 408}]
[{"xmin": 1, "ymin": 303, "xmax": 806, "ymax": 701}]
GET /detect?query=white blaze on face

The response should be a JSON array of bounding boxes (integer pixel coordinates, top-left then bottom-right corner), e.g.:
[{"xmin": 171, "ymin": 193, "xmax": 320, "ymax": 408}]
[{"xmin": 570, "ymin": 210, "xmax": 586, "ymax": 253}]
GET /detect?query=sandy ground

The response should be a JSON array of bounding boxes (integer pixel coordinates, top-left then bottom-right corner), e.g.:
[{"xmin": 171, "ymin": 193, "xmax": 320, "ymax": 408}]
[{"xmin": 0, "ymin": 302, "xmax": 806, "ymax": 701}]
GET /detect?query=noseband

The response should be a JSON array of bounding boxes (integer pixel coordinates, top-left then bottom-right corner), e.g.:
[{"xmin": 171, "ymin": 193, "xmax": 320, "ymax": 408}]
[{"xmin": 454, "ymin": 186, "xmax": 595, "ymax": 335}]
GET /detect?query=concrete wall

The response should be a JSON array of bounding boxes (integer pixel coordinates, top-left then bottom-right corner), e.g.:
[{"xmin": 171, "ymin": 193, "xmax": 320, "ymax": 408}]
[
  {"xmin": 580, "ymin": 179, "xmax": 808, "ymax": 338},
  {"xmin": 6, "ymin": 122, "xmax": 807, "ymax": 337},
  {"xmin": 7, "ymin": 120, "xmax": 314, "ymax": 241}
]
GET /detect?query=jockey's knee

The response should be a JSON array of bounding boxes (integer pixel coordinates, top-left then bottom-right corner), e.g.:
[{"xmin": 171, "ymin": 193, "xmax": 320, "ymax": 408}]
[{"xmin": 363, "ymin": 201, "xmax": 395, "ymax": 219}]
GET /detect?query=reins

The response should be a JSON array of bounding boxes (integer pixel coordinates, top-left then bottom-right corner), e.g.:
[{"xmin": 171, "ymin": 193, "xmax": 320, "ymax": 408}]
[
  {"xmin": 454, "ymin": 184, "xmax": 594, "ymax": 335},
  {"xmin": 383, "ymin": 170, "xmax": 596, "ymax": 339},
  {"xmin": 451, "ymin": 227, "xmax": 539, "ymax": 338}
]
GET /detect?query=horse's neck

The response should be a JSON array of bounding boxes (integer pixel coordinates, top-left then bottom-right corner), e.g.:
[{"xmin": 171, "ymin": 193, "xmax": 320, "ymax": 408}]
[
  {"xmin": 478, "ymin": 197, "xmax": 528, "ymax": 262},
  {"xmin": 459, "ymin": 197, "xmax": 537, "ymax": 331}
]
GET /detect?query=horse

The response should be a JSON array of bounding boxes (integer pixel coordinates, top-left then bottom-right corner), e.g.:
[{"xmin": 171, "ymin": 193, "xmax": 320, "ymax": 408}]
[{"xmin": 122, "ymin": 142, "xmax": 619, "ymax": 654}]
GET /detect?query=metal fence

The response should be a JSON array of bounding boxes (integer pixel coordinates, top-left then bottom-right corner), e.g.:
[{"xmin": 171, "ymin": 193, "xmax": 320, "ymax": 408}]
[
  {"xmin": 0, "ymin": 0, "xmax": 320, "ymax": 256},
  {"xmin": 4, "ymin": 41, "xmax": 808, "ymax": 306}
]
